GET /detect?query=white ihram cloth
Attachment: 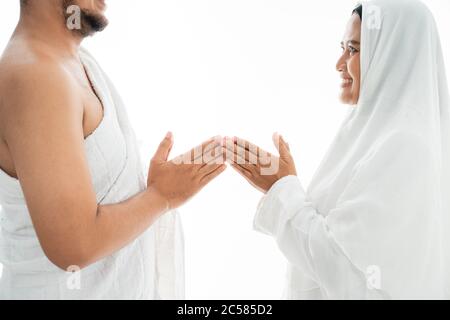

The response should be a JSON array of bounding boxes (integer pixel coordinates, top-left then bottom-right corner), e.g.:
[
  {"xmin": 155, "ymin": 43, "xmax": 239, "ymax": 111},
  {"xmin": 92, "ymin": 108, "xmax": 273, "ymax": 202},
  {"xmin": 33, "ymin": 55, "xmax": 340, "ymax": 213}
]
[
  {"xmin": 0, "ymin": 47, "xmax": 185, "ymax": 300},
  {"xmin": 254, "ymin": 0, "xmax": 450, "ymax": 299}
]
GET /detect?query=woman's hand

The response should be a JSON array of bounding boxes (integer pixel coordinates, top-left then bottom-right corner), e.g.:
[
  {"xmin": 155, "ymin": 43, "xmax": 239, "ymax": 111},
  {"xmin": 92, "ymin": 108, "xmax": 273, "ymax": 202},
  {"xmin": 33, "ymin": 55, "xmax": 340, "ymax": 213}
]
[
  {"xmin": 224, "ymin": 133, "xmax": 297, "ymax": 194},
  {"xmin": 147, "ymin": 133, "xmax": 226, "ymax": 210}
]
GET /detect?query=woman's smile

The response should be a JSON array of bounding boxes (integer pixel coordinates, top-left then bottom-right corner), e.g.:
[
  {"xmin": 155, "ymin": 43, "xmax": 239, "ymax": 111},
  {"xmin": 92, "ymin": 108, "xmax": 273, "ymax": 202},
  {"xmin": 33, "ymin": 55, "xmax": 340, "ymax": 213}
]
[{"xmin": 341, "ymin": 77, "xmax": 354, "ymax": 88}]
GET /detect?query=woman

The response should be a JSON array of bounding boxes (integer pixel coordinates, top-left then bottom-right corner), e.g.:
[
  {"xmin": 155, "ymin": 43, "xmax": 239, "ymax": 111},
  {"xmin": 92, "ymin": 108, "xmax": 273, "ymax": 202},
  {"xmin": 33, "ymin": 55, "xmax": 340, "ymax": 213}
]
[{"xmin": 225, "ymin": 0, "xmax": 450, "ymax": 299}]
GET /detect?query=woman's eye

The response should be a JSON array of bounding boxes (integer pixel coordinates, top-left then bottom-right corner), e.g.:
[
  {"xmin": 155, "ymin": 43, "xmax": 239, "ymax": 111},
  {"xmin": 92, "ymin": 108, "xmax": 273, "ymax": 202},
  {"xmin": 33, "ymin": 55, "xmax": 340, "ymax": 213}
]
[{"xmin": 348, "ymin": 46, "xmax": 359, "ymax": 55}]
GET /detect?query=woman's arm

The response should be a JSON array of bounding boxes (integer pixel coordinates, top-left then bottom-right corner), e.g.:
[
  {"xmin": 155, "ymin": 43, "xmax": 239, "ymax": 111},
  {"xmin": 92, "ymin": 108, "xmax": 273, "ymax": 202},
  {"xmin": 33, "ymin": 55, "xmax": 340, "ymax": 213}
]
[{"xmin": 254, "ymin": 175, "xmax": 387, "ymax": 299}]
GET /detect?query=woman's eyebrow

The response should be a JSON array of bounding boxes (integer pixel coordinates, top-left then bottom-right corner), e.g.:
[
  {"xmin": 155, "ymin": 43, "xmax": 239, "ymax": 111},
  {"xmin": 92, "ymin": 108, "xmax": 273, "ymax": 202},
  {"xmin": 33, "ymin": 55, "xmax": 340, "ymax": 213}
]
[{"xmin": 340, "ymin": 40, "xmax": 361, "ymax": 46}]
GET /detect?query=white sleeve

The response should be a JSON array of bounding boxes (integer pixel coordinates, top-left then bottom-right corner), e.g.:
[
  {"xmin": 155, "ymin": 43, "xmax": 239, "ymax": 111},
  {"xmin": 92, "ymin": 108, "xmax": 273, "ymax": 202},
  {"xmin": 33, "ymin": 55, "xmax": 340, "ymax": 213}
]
[{"xmin": 254, "ymin": 175, "xmax": 388, "ymax": 299}]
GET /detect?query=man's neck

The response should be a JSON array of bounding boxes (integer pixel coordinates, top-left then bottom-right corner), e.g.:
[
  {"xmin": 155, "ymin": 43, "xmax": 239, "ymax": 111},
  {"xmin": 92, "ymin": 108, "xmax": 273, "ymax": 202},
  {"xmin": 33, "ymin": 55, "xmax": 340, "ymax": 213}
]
[{"xmin": 14, "ymin": 5, "xmax": 82, "ymax": 59}]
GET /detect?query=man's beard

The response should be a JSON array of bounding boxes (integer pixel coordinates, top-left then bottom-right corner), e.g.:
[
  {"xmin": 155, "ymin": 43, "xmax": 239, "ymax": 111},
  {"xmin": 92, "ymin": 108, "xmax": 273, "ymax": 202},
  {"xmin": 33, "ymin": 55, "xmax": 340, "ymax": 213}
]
[{"xmin": 62, "ymin": 0, "xmax": 109, "ymax": 38}]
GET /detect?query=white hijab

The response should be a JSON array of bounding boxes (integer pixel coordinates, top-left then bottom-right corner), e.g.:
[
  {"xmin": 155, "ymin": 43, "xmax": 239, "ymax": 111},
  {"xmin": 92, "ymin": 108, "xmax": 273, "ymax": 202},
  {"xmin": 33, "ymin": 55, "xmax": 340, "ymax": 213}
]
[{"xmin": 306, "ymin": 0, "xmax": 450, "ymax": 298}]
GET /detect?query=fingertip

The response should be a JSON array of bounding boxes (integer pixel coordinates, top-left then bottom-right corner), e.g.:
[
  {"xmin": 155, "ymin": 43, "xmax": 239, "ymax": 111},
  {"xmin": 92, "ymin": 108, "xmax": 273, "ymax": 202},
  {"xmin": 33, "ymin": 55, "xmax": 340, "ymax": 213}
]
[
  {"xmin": 274, "ymin": 132, "xmax": 288, "ymax": 145},
  {"xmin": 214, "ymin": 135, "xmax": 223, "ymax": 146},
  {"xmin": 272, "ymin": 132, "xmax": 279, "ymax": 141},
  {"xmin": 165, "ymin": 131, "xmax": 173, "ymax": 142},
  {"xmin": 224, "ymin": 136, "xmax": 233, "ymax": 146},
  {"xmin": 272, "ymin": 132, "xmax": 280, "ymax": 147}
]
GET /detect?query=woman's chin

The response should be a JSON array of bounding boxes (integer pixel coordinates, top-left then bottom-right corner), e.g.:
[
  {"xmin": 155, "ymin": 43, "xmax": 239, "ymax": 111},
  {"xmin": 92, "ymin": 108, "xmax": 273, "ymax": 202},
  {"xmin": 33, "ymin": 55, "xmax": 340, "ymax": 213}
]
[
  {"xmin": 339, "ymin": 91, "xmax": 359, "ymax": 106},
  {"xmin": 339, "ymin": 98, "xmax": 358, "ymax": 106},
  {"xmin": 339, "ymin": 94, "xmax": 351, "ymax": 105}
]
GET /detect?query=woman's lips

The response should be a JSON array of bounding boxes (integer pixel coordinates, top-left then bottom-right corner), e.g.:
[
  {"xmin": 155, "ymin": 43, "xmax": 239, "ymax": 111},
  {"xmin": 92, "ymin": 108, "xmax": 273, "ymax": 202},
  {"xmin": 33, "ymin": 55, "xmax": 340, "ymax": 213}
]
[{"xmin": 341, "ymin": 78, "xmax": 353, "ymax": 88}]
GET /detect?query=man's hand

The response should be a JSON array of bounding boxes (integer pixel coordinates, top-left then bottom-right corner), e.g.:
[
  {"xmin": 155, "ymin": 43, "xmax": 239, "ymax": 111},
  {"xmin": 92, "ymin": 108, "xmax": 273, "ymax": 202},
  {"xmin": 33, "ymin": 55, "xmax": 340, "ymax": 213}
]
[
  {"xmin": 147, "ymin": 132, "xmax": 227, "ymax": 210},
  {"xmin": 224, "ymin": 133, "xmax": 297, "ymax": 194}
]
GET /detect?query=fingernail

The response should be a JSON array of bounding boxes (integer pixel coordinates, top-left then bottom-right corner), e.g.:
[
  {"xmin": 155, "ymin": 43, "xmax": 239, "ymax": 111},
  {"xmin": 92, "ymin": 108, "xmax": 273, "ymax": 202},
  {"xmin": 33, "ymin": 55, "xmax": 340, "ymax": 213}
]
[{"xmin": 166, "ymin": 132, "xmax": 173, "ymax": 139}]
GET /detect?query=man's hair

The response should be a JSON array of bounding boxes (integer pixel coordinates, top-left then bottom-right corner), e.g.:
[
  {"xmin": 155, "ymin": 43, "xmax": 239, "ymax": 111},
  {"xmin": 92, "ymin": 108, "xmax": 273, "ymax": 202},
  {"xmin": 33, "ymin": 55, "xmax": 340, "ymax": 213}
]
[{"xmin": 20, "ymin": 0, "xmax": 28, "ymax": 6}]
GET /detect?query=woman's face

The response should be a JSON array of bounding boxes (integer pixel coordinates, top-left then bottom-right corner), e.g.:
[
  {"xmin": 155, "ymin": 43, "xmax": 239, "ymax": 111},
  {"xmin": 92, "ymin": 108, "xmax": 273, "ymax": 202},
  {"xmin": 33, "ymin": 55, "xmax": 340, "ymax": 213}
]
[{"xmin": 336, "ymin": 14, "xmax": 361, "ymax": 105}]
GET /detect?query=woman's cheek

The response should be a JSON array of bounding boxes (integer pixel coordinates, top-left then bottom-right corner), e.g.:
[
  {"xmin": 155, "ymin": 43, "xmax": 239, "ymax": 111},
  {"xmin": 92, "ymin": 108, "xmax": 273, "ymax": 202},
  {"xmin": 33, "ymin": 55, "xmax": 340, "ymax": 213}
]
[{"xmin": 348, "ymin": 55, "xmax": 360, "ymax": 80}]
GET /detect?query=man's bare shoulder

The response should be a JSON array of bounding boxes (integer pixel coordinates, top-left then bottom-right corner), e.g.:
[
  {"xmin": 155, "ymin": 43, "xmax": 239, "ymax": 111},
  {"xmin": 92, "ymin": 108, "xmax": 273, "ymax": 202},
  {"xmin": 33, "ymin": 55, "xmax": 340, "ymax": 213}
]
[
  {"xmin": 0, "ymin": 44, "xmax": 75, "ymax": 100},
  {"xmin": 0, "ymin": 42, "xmax": 82, "ymax": 137}
]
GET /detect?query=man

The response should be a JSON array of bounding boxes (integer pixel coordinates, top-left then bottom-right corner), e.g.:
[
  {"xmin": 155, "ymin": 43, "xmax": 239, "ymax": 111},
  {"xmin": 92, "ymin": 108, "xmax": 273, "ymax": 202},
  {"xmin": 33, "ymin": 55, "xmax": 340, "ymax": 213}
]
[{"xmin": 0, "ymin": 0, "xmax": 225, "ymax": 299}]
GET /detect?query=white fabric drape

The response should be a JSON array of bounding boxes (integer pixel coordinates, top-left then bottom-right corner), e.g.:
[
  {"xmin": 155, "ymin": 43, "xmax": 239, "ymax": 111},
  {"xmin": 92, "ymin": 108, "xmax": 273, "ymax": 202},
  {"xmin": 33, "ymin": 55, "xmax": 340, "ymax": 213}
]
[{"xmin": 255, "ymin": 0, "xmax": 450, "ymax": 299}]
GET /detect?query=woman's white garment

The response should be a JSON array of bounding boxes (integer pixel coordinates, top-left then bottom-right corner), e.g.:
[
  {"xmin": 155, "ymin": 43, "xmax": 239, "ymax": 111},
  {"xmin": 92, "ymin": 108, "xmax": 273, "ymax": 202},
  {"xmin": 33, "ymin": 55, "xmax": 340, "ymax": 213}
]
[
  {"xmin": 0, "ymin": 48, "xmax": 185, "ymax": 300},
  {"xmin": 255, "ymin": 0, "xmax": 450, "ymax": 299}
]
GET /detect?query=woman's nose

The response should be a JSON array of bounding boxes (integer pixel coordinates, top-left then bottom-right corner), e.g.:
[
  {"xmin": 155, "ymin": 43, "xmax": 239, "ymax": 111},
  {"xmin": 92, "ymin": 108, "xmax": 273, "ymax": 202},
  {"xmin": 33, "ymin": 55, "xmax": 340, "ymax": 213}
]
[{"xmin": 336, "ymin": 54, "xmax": 346, "ymax": 72}]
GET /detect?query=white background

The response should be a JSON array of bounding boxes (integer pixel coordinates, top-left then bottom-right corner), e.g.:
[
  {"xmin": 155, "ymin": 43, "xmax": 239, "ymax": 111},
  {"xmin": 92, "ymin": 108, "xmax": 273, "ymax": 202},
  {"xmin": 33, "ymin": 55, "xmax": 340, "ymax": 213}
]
[{"xmin": 0, "ymin": 0, "xmax": 449, "ymax": 299}]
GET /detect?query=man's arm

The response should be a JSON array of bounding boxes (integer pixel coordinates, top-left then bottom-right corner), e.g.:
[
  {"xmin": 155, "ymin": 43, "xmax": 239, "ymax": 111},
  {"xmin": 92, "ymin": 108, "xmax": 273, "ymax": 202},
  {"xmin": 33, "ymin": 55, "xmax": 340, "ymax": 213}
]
[{"xmin": 1, "ymin": 64, "xmax": 225, "ymax": 270}]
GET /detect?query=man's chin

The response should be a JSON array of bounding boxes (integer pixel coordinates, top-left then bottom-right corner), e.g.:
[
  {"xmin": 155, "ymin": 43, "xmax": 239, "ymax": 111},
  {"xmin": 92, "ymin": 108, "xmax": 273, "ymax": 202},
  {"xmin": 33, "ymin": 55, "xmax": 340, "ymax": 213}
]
[
  {"xmin": 78, "ymin": 11, "xmax": 109, "ymax": 37},
  {"xmin": 87, "ymin": 12, "xmax": 109, "ymax": 31}
]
